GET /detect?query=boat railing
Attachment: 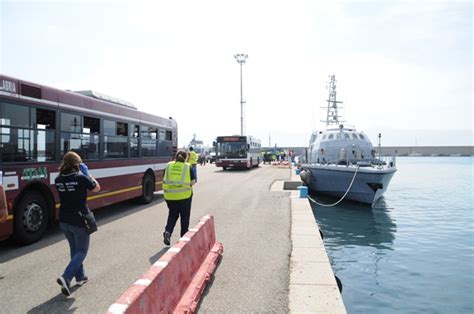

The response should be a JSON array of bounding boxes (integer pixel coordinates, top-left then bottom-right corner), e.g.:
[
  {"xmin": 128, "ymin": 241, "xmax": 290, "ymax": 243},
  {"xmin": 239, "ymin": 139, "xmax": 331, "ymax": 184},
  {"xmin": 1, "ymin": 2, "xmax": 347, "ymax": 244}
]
[
  {"xmin": 304, "ymin": 155, "xmax": 397, "ymax": 169},
  {"xmin": 374, "ymin": 155, "xmax": 396, "ymax": 168}
]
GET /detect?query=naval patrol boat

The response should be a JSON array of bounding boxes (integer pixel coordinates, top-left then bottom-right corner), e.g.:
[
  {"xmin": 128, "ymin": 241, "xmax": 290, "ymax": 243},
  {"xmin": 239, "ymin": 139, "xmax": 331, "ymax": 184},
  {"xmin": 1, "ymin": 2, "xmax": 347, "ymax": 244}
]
[{"xmin": 300, "ymin": 75, "xmax": 397, "ymax": 206}]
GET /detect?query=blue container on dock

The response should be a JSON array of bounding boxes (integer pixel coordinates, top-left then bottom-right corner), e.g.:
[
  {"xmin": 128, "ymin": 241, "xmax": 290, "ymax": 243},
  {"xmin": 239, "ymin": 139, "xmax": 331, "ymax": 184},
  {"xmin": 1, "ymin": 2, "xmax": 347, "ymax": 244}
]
[
  {"xmin": 297, "ymin": 186, "xmax": 308, "ymax": 198},
  {"xmin": 295, "ymin": 169, "xmax": 301, "ymax": 175}
]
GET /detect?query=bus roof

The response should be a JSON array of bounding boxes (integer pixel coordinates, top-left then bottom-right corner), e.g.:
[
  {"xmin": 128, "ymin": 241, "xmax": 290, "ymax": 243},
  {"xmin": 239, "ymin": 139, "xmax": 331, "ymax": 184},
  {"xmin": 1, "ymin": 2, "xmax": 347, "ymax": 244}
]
[
  {"xmin": 74, "ymin": 90, "xmax": 137, "ymax": 110},
  {"xmin": 0, "ymin": 74, "xmax": 177, "ymax": 129}
]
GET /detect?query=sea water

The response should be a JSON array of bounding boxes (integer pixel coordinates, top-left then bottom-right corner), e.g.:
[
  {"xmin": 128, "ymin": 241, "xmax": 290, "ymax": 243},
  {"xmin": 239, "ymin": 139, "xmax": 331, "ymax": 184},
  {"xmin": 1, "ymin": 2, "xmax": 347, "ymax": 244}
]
[{"xmin": 309, "ymin": 157, "xmax": 474, "ymax": 313}]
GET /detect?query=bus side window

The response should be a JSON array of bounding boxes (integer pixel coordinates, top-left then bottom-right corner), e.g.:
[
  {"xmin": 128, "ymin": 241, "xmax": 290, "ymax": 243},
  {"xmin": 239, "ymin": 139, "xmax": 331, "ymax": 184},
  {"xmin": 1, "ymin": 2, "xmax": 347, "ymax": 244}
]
[
  {"xmin": 82, "ymin": 116, "xmax": 100, "ymax": 160},
  {"xmin": 158, "ymin": 129, "xmax": 172, "ymax": 157},
  {"xmin": 117, "ymin": 122, "xmax": 128, "ymax": 136},
  {"xmin": 0, "ymin": 103, "xmax": 32, "ymax": 162},
  {"xmin": 35, "ymin": 108, "xmax": 56, "ymax": 162},
  {"xmin": 60, "ymin": 112, "xmax": 83, "ymax": 157},
  {"xmin": 61, "ymin": 112, "xmax": 81, "ymax": 133},
  {"xmin": 35, "ymin": 108, "xmax": 56, "ymax": 130},
  {"xmin": 104, "ymin": 120, "xmax": 127, "ymax": 159},
  {"xmin": 141, "ymin": 125, "xmax": 157, "ymax": 157},
  {"xmin": 130, "ymin": 124, "xmax": 139, "ymax": 158}
]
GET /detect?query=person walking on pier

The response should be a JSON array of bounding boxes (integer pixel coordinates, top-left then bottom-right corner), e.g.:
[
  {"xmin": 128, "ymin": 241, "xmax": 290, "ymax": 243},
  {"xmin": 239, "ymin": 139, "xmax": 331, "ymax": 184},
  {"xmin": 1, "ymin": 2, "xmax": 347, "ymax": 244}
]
[
  {"xmin": 199, "ymin": 151, "xmax": 207, "ymax": 166},
  {"xmin": 55, "ymin": 151, "xmax": 101, "ymax": 296},
  {"xmin": 187, "ymin": 146, "xmax": 199, "ymax": 181},
  {"xmin": 163, "ymin": 150, "xmax": 196, "ymax": 246}
]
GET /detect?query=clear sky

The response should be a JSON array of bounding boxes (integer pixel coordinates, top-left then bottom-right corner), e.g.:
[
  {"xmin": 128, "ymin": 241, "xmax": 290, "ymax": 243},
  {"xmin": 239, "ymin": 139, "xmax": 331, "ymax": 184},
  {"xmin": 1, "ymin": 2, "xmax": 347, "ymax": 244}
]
[{"xmin": 1, "ymin": 0, "xmax": 472, "ymax": 147}]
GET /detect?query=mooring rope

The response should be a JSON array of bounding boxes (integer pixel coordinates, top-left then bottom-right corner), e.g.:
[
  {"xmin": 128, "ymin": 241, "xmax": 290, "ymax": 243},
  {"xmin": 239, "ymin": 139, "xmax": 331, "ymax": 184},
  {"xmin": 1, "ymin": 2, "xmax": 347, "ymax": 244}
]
[{"xmin": 307, "ymin": 165, "xmax": 360, "ymax": 207}]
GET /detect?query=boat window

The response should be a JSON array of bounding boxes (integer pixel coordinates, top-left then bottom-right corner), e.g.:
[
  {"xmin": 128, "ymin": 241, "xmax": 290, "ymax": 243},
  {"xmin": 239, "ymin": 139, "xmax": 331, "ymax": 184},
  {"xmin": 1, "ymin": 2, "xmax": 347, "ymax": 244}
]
[
  {"xmin": 359, "ymin": 133, "xmax": 365, "ymax": 140},
  {"xmin": 352, "ymin": 133, "xmax": 358, "ymax": 140},
  {"xmin": 322, "ymin": 134, "xmax": 327, "ymax": 140},
  {"xmin": 328, "ymin": 134, "xmax": 334, "ymax": 139},
  {"xmin": 344, "ymin": 133, "xmax": 350, "ymax": 139}
]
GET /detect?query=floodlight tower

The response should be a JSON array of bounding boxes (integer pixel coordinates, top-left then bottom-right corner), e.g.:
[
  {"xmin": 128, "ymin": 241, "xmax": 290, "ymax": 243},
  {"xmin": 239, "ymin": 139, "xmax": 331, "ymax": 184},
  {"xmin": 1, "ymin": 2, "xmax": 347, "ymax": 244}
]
[{"xmin": 234, "ymin": 53, "xmax": 248, "ymax": 136}]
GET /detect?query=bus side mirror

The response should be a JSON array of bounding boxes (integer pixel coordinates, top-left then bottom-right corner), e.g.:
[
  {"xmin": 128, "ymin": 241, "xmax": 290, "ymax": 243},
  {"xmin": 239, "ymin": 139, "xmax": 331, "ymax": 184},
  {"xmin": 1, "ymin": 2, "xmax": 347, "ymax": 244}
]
[
  {"xmin": 213, "ymin": 141, "xmax": 216, "ymax": 147},
  {"xmin": 247, "ymin": 144, "xmax": 250, "ymax": 150}
]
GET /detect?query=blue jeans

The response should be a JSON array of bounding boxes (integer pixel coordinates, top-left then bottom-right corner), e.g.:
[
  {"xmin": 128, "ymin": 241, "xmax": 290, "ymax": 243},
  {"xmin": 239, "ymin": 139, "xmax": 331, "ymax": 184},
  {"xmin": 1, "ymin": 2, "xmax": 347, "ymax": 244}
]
[
  {"xmin": 59, "ymin": 222, "xmax": 90, "ymax": 283},
  {"xmin": 191, "ymin": 164, "xmax": 197, "ymax": 181}
]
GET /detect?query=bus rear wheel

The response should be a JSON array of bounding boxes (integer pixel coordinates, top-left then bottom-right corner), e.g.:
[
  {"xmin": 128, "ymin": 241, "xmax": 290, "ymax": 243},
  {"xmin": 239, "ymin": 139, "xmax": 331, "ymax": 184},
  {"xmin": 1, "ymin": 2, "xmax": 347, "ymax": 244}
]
[
  {"xmin": 137, "ymin": 173, "xmax": 154, "ymax": 204},
  {"xmin": 13, "ymin": 191, "xmax": 49, "ymax": 245}
]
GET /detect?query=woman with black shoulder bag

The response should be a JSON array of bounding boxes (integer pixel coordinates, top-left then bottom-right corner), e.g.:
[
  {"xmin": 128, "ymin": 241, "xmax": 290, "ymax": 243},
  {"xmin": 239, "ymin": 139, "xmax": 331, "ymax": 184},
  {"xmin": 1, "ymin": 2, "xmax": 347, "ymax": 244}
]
[{"xmin": 54, "ymin": 151, "xmax": 100, "ymax": 296}]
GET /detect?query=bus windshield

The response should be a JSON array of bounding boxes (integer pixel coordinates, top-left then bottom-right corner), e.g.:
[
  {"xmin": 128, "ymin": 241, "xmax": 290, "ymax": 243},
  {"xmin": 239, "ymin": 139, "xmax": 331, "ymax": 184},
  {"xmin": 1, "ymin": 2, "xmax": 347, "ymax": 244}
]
[{"xmin": 217, "ymin": 141, "xmax": 247, "ymax": 158}]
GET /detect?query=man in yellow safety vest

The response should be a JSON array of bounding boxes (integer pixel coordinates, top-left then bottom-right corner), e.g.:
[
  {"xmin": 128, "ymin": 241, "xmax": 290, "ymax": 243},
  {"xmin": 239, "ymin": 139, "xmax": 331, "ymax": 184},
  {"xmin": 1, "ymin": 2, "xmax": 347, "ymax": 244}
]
[
  {"xmin": 187, "ymin": 146, "xmax": 199, "ymax": 182},
  {"xmin": 162, "ymin": 150, "xmax": 196, "ymax": 245}
]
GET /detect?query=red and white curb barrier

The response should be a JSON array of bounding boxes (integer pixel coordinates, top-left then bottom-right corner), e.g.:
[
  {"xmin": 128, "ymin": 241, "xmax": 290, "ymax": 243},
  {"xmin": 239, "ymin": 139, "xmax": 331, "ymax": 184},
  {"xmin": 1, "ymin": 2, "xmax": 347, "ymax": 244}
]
[{"xmin": 107, "ymin": 215, "xmax": 223, "ymax": 314}]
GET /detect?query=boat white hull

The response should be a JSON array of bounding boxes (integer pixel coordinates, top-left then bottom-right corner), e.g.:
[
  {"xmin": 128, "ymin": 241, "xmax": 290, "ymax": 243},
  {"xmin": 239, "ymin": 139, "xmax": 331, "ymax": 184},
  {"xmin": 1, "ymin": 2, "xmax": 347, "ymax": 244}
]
[{"xmin": 303, "ymin": 164, "xmax": 396, "ymax": 205}]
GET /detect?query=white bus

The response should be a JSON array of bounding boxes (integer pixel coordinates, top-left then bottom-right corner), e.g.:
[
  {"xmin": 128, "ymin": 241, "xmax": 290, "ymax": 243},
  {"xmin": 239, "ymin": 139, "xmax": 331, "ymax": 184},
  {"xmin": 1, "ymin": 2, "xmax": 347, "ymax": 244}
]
[{"xmin": 214, "ymin": 136, "xmax": 261, "ymax": 170}]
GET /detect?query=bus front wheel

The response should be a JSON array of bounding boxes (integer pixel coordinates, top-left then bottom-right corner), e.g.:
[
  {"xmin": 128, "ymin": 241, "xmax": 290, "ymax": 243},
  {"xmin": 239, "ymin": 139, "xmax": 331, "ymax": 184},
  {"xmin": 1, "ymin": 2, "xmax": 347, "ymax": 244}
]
[
  {"xmin": 13, "ymin": 191, "xmax": 49, "ymax": 245},
  {"xmin": 137, "ymin": 173, "xmax": 155, "ymax": 204}
]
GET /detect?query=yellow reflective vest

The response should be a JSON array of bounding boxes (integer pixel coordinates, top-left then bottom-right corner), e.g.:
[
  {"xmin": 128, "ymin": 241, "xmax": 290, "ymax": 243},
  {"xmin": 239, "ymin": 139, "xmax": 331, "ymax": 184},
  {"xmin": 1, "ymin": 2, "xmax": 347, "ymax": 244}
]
[
  {"xmin": 163, "ymin": 161, "xmax": 192, "ymax": 200},
  {"xmin": 188, "ymin": 151, "xmax": 198, "ymax": 165}
]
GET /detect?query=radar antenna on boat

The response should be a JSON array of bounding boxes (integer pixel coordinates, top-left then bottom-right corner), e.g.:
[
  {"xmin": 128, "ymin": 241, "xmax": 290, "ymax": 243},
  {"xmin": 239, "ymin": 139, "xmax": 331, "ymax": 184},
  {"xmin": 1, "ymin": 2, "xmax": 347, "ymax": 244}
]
[{"xmin": 321, "ymin": 75, "xmax": 344, "ymax": 126}]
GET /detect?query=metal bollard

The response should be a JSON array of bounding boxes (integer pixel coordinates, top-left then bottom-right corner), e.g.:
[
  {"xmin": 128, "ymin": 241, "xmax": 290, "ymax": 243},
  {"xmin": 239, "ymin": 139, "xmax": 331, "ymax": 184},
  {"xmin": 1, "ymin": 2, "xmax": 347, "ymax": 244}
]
[{"xmin": 297, "ymin": 186, "xmax": 308, "ymax": 198}]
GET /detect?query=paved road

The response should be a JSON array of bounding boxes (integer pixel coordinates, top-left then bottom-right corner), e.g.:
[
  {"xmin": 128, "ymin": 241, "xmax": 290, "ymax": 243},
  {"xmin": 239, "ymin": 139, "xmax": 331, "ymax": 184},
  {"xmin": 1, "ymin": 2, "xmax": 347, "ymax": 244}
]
[{"xmin": 0, "ymin": 164, "xmax": 291, "ymax": 313}]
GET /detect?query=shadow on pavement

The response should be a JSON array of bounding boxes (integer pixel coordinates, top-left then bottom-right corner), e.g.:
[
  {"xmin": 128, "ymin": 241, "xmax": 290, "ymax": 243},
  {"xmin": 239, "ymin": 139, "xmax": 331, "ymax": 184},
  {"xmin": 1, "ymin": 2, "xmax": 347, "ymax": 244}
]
[
  {"xmin": 28, "ymin": 294, "xmax": 77, "ymax": 314},
  {"xmin": 149, "ymin": 247, "xmax": 169, "ymax": 265},
  {"xmin": 0, "ymin": 194, "xmax": 165, "ymax": 263}
]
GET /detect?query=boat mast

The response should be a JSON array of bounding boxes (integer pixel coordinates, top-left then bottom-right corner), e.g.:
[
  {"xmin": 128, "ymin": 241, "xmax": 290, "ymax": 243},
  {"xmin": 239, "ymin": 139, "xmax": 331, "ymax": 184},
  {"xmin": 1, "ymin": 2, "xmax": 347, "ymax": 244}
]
[{"xmin": 321, "ymin": 75, "xmax": 344, "ymax": 127}]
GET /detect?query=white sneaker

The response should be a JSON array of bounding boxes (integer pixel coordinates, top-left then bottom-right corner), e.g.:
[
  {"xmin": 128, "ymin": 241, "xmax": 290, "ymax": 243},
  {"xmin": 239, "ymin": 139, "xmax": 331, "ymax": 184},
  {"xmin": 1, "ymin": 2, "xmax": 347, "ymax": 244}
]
[
  {"xmin": 76, "ymin": 277, "xmax": 89, "ymax": 286},
  {"xmin": 57, "ymin": 276, "xmax": 71, "ymax": 296}
]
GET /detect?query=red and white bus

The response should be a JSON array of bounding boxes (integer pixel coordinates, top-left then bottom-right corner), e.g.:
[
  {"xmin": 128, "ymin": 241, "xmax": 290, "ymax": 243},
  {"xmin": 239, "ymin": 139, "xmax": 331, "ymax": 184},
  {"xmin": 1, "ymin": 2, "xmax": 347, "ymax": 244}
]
[
  {"xmin": 0, "ymin": 75, "xmax": 177, "ymax": 244},
  {"xmin": 214, "ymin": 135, "xmax": 261, "ymax": 170}
]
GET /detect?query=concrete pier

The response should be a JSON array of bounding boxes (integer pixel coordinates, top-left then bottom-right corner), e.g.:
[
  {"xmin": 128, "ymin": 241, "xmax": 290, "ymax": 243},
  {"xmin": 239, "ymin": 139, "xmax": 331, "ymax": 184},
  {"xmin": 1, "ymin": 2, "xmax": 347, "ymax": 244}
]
[{"xmin": 271, "ymin": 168, "xmax": 346, "ymax": 313}]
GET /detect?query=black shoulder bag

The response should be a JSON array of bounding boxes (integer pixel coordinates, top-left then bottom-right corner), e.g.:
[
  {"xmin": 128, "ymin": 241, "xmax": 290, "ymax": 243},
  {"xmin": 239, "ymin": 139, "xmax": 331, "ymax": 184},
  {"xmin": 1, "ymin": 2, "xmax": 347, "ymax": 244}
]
[{"xmin": 80, "ymin": 211, "xmax": 98, "ymax": 234}]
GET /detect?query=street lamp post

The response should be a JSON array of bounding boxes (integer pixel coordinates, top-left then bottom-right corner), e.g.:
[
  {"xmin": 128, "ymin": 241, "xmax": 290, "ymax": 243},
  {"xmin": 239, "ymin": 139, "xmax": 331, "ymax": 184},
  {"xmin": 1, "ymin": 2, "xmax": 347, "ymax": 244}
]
[{"xmin": 234, "ymin": 53, "xmax": 248, "ymax": 136}]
